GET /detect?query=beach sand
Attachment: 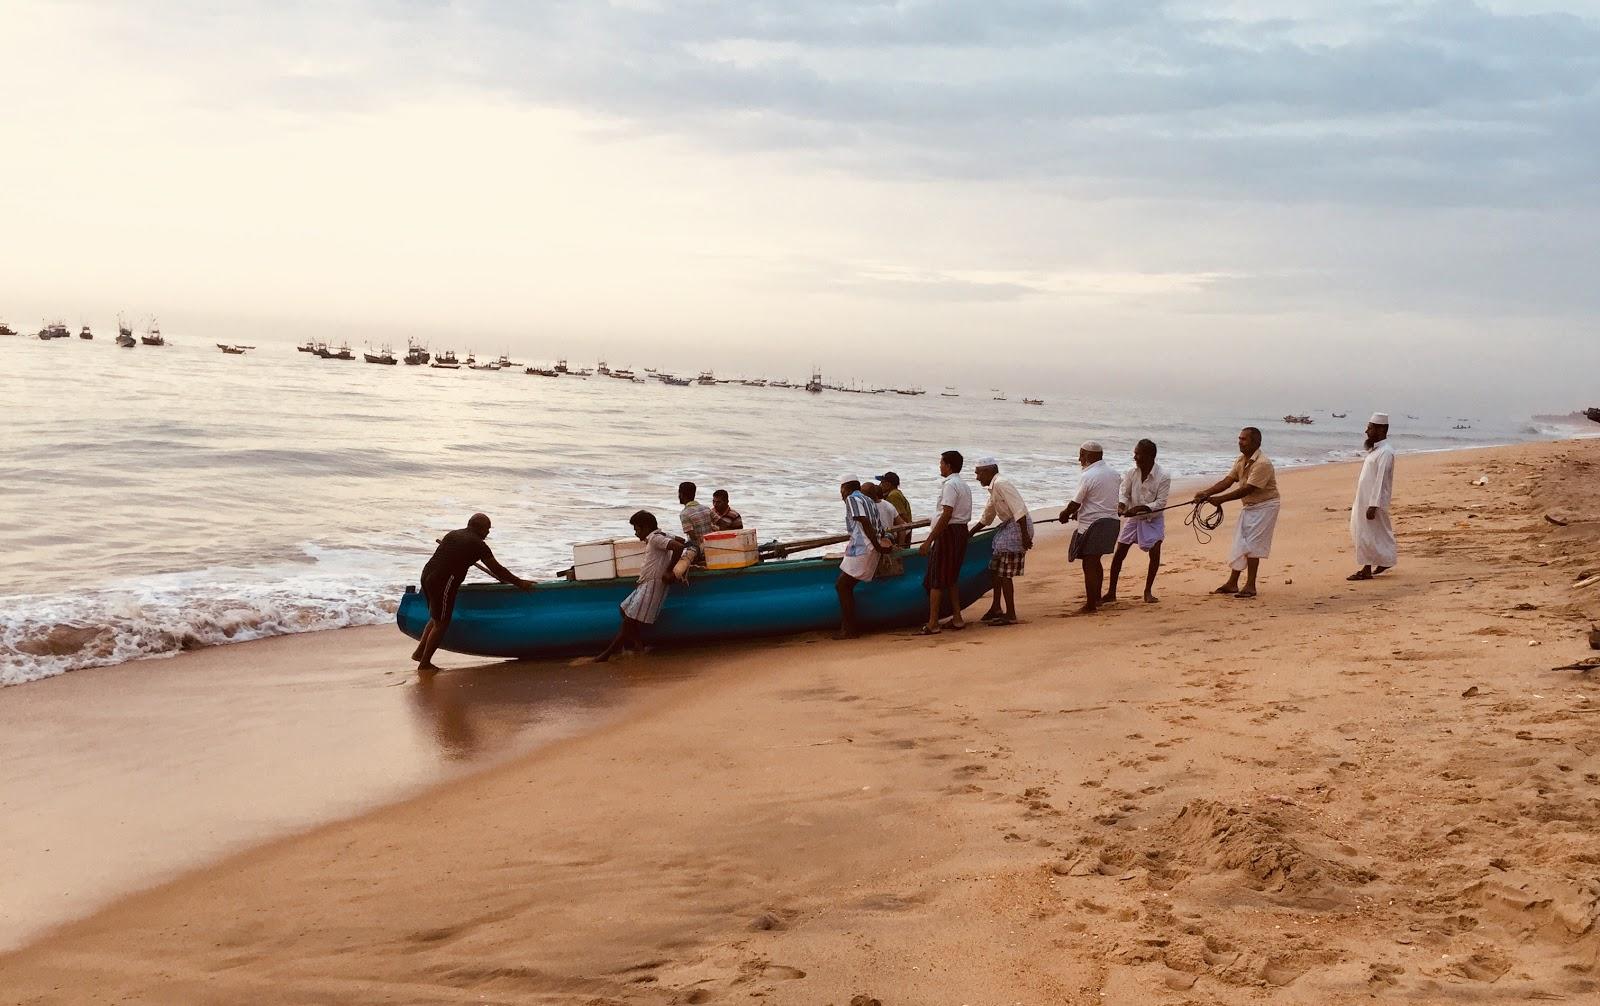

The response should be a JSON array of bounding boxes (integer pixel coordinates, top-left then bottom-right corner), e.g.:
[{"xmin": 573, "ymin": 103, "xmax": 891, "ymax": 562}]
[{"xmin": 3, "ymin": 439, "xmax": 1598, "ymax": 1003}]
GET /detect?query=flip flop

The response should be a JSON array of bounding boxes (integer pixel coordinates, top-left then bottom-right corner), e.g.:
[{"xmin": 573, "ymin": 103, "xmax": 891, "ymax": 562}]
[
  {"xmin": 945, "ymin": 621, "xmax": 967, "ymax": 632},
  {"xmin": 1346, "ymin": 571, "xmax": 1372, "ymax": 581},
  {"xmin": 1233, "ymin": 590, "xmax": 1257, "ymax": 599},
  {"xmin": 988, "ymin": 617, "xmax": 1017, "ymax": 626},
  {"xmin": 1213, "ymin": 585, "xmax": 1238, "ymax": 595},
  {"xmin": 914, "ymin": 626, "xmax": 942, "ymax": 636}
]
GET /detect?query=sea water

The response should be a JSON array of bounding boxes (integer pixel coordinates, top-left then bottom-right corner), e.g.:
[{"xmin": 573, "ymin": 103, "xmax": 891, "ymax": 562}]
[{"xmin": 0, "ymin": 334, "xmax": 1579, "ymax": 684}]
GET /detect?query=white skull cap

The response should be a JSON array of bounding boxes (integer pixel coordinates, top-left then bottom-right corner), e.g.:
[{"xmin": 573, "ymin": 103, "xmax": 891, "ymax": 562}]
[
  {"xmin": 1369, "ymin": 412, "xmax": 1390, "ymax": 425},
  {"xmin": 1080, "ymin": 440, "xmax": 1104, "ymax": 453}
]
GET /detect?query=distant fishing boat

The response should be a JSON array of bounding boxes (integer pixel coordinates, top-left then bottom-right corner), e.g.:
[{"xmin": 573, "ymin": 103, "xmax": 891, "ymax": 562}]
[
  {"xmin": 116, "ymin": 330, "xmax": 136, "ymax": 348},
  {"xmin": 992, "ymin": 390, "xmax": 1007, "ymax": 401},
  {"xmin": 117, "ymin": 315, "xmax": 135, "ymax": 343},
  {"xmin": 554, "ymin": 359, "xmax": 570, "ymax": 374},
  {"xmin": 659, "ymin": 374, "xmax": 691, "ymax": 386},
  {"xmin": 941, "ymin": 386, "xmax": 959, "ymax": 398},
  {"xmin": 431, "ymin": 350, "xmax": 460, "ymax": 369},
  {"xmin": 596, "ymin": 360, "xmax": 611, "ymax": 376},
  {"xmin": 525, "ymin": 365, "xmax": 560, "ymax": 377},
  {"xmin": 610, "ymin": 367, "xmax": 636, "ymax": 380},
  {"xmin": 1331, "ymin": 412, "xmax": 1348, "ymax": 418},
  {"xmin": 38, "ymin": 321, "xmax": 71, "ymax": 340},
  {"xmin": 397, "ymin": 530, "xmax": 998, "ymax": 660},
  {"xmin": 363, "ymin": 344, "xmax": 397, "ymax": 365},
  {"xmin": 140, "ymin": 319, "xmax": 165, "ymax": 346},
  {"xmin": 698, "ymin": 370, "xmax": 717, "ymax": 386},
  {"xmin": 806, "ymin": 369, "xmax": 823, "ymax": 394},
  {"xmin": 1283, "ymin": 414, "xmax": 1313, "ymax": 425},
  {"xmin": 297, "ymin": 339, "xmax": 318, "ymax": 353},
  {"xmin": 495, "ymin": 353, "xmax": 516, "ymax": 369},
  {"xmin": 78, "ymin": 324, "xmax": 93, "ymax": 341},
  {"xmin": 216, "ymin": 343, "xmax": 248, "ymax": 355},
  {"xmin": 1585, "ymin": 407, "xmax": 1600, "ymax": 425},
  {"xmin": 403, "ymin": 340, "xmax": 430, "ymax": 365},
  {"xmin": 1022, "ymin": 398, "xmax": 1044, "ymax": 406},
  {"xmin": 0, "ymin": 321, "xmax": 17, "ymax": 336}
]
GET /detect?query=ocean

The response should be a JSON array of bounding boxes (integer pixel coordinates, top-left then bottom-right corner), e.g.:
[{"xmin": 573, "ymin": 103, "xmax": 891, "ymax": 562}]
[{"xmin": 0, "ymin": 334, "xmax": 1582, "ymax": 685}]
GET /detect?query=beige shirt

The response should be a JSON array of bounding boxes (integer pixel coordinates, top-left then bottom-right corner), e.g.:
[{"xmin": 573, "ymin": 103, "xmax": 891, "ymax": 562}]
[
  {"xmin": 980, "ymin": 474, "xmax": 1029, "ymax": 526},
  {"xmin": 1227, "ymin": 451, "xmax": 1280, "ymax": 505}
]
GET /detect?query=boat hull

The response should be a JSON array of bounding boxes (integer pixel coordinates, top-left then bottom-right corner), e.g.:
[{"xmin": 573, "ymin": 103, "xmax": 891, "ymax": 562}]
[{"xmin": 397, "ymin": 530, "xmax": 997, "ymax": 659}]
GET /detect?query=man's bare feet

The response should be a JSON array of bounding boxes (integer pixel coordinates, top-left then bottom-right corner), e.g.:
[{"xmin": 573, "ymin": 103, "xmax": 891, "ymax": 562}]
[
  {"xmin": 1100, "ymin": 592, "xmax": 1118, "ymax": 604},
  {"xmin": 410, "ymin": 647, "xmax": 424, "ymax": 661},
  {"xmin": 1076, "ymin": 603, "xmax": 1098, "ymax": 615},
  {"xmin": 416, "ymin": 662, "xmax": 439, "ymax": 673},
  {"xmin": 1213, "ymin": 584, "xmax": 1238, "ymax": 595},
  {"xmin": 1233, "ymin": 588, "xmax": 1257, "ymax": 599},
  {"xmin": 1143, "ymin": 593, "xmax": 1159, "ymax": 604}
]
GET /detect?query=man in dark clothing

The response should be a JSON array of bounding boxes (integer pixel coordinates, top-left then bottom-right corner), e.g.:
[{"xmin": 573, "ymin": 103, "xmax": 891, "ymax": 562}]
[{"xmin": 414, "ymin": 512, "xmax": 533, "ymax": 672}]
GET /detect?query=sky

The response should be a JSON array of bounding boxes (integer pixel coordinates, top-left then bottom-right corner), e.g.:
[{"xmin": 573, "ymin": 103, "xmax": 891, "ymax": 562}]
[{"xmin": 4, "ymin": 0, "xmax": 1599, "ymax": 412}]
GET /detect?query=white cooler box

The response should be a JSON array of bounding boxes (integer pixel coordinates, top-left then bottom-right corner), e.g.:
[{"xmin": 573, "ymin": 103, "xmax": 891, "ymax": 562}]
[{"xmin": 703, "ymin": 528, "xmax": 759, "ymax": 569}]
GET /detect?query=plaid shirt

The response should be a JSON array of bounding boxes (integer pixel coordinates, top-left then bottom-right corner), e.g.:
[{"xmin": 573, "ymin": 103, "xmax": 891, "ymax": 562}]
[
  {"xmin": 680, "ymin": 501, "xmax": 714, "ymax": 550},
  {"xmin": 709, "ymin": 507, "xmax": 743, "ymax": 531}
]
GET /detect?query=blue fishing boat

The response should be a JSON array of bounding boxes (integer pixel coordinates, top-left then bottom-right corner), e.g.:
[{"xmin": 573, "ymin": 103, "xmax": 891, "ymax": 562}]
[{"xmin": 396, "ymin": 530, "xmax": 998, "ymax": 659}]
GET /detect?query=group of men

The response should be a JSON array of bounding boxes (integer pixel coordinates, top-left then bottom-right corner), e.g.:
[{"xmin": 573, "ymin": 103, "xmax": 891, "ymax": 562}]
[{"xmin": 412, "ymin": 414, "xmax": 1398, "ymax": 671}]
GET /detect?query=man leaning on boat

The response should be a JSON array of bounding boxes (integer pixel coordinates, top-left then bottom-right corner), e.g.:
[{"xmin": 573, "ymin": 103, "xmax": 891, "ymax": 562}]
[{"xmin": 414, "ymin": 513, "xmax": 534, "ymax": 673}]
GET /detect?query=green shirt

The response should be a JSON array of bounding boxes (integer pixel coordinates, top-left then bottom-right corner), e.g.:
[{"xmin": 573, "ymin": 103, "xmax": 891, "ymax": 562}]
[{"xmin": 885, "ymin": 488, "xmax": 912, "ymax": 524}]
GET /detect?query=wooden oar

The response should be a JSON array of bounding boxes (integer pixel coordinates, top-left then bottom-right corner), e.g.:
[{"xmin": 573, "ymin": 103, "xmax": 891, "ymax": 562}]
[{"xmin": 759, "ymin": 519, "xmax": 932, "ymax": 559}]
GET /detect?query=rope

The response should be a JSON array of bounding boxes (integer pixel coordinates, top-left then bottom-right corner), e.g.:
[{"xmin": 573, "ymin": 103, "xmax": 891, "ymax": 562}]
[{"xmin": 1111, "ymin": 498, "xmax": 1226, "ymax": 544}]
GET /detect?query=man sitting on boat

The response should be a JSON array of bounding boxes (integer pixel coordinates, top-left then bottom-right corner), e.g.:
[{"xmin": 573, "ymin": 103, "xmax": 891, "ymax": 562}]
[
  {"xmin": 597, "ymin": 511, "xmax": 686, "ymax": 662},
  {"xmin": 414, "ymin": 513, "xmax": 534, "ymax": 673},
  {"xmin": 671, "ymin": 481, "xmax": 715, "ymax": 581},
  {"xmin": 709, "ymin": 489, "xmax": 744, "ymax": 531}
]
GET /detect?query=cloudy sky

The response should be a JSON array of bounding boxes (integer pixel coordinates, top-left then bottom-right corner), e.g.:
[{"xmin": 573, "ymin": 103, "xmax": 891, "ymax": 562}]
[{"xmin": 5, "ymin": 1, "xmax": 1599, "ymax": 410}]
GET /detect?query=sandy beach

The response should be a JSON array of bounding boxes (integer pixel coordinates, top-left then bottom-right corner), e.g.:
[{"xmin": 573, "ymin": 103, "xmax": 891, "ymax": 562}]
[{"xmin": 4, "ymin": 438, "xmax": 1598, "ymax": 1003}]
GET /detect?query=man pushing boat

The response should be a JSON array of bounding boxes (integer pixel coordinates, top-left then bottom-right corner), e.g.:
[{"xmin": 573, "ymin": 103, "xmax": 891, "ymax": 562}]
[{"xmin": 414, "ymin": 513, "xmax": 535, "ymax": 673}]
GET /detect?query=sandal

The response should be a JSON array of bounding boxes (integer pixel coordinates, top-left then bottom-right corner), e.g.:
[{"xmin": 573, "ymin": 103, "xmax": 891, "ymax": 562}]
[{"xmin": 914, "ymin": 626, "xmax": 942, "ymax": 636}]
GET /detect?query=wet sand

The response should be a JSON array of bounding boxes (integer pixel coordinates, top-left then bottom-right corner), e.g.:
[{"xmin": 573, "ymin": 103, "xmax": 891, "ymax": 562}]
[
  {"xmin": 3, "ymin": 439, "xmax": 1598, "ymax": 1003},
  {"xmin": 0, "ymin": 626, "xmax": 694, "ymax": 951}
]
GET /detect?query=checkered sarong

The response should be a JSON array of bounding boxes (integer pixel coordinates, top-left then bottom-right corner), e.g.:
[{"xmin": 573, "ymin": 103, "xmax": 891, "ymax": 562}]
[{"xmin": 989, "ymin": 550, "xmax": 1025, "ymax": 578}]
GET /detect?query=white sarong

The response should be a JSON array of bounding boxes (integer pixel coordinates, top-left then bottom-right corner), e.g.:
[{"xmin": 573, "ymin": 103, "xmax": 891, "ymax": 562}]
[{"xmin": 1229, "ymin": 498, "xmax": 1280, "ymax": 570}]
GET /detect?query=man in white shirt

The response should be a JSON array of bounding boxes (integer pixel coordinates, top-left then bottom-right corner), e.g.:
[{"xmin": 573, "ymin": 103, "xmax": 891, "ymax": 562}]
[
  {"xmin": 1105, "ymin": 438, "xmax": 1171, "ymax": 605},
  {"xmin": 1057, "ymin": 441, "xmax": 1120, "ymax": 614},
  {"xmin": 970, "ymin": 457, "xmax": 1033, "ymax": 625},
  {"xmin": 864, "ymin": 480, "xmax": 906, "ymax": 578},
  {"xmin": 916, "ymin": 449, "xmax": 973, "ymax": 634},
  {"xmin": 1349, "ymin": 412, "xmax": 1397, "ymax": 580}
]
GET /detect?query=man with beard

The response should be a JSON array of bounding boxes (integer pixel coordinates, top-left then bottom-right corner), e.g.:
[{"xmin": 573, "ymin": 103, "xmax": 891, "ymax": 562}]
[
  {"xmin": 1348, "ymin": 412, "xmax": 1397, "ymax": 580},
  {"xmin": 1058, "ymin": 441, "xmax": 1120, "ymax": 615}
]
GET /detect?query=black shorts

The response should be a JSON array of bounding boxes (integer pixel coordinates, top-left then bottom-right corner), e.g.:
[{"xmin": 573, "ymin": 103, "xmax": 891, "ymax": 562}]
[{"xmin": 421, "ymin": 570, "xmax": 464, "ymax": 627}]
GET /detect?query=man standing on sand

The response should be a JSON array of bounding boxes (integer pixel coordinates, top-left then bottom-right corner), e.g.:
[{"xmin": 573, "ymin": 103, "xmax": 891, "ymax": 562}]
[
  {"xmin": 878, "ymin": 471, "xmax": 913, "ymax": 546},
  {"xmin": 917, "ymin": 450, "xmax": 973, "ymax": 635},
  {"xmin": 1105, "ymin": 439, "xmax": 1170, "ymax": 605},
  {"xmin": 414, "ymin": 512, "xmax": 534, "ymax": 672},
  {"xmin": 1349, "ymin": 413, "xmax": 1397, "ymax": 580},
  {"xmin": 836, "ymin": 478, "xmax": 892, "ymax": 638},
  {"xmin": 1193, "ymin": 427, "xmax": 1280, "ymax": 599},
  {"xmin": 1058, "ymin": 441, "xmax": 1121, "ymax": 614},
  {"xmin": 971, "ymin": 457, "xmax": 1033, "ymax": 625},
  {"xmin": 597, "ymin": 511, "xmax": 685, "ymax": 662}
]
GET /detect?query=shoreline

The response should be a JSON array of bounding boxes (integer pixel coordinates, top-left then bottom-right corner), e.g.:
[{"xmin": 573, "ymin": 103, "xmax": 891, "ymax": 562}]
[{"xmin": 4, "ymin": 437, "xmax": 1598, "ymax": 1002}]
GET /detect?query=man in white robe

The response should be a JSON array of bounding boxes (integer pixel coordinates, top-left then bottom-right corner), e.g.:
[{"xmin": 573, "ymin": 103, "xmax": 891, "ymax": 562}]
[{"xmin": 1348, "ymin": 412, "xmax": 1396, "ymax": 580}]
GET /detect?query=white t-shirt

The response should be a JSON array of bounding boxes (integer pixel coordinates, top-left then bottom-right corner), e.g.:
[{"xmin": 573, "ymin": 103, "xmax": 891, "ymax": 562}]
[
  {"xmin": 876, "ymin": 498, "xmax": 900, "ymax": 533},
  {"xmin": 937, "ymin": 473, "xmax": 974, "ymax": 523}
]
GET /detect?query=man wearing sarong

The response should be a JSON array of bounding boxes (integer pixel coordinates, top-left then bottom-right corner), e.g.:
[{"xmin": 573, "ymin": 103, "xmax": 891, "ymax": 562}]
[
  {"xmin": 1194, "ymin": 427, "xmax": 1280, "ymax": 599},
  {"xmin": 597, "ymin": 511, "xmax": 685, "ymax": 662},
  {"xmin": 836, "ymin": 478, "xmax": 892, "ymax": 638},
  {"xmin": 414, "ymin": 512, "xmax": 534, "ymax": 672},
  {"xmin": 1348, "ymin": 412, "xmax": 1396, "ymax": 581},
  {"xmin": 1058, "ymin": 441, "xmax": 1121, "ymax": 614},
  {"xmin": 970, "ymin": 457, "xmax": 1033, "ymax": 625},
  {"xmin": 916, "ymin": 450, "xmax": 973, "ymax": 635},
  {"xmin": 1105, "ymin": 438, "xmax": 1170, "ymax": 605}
]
